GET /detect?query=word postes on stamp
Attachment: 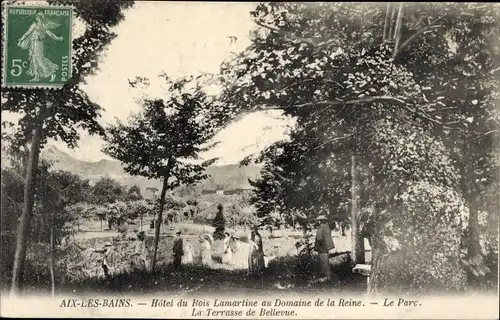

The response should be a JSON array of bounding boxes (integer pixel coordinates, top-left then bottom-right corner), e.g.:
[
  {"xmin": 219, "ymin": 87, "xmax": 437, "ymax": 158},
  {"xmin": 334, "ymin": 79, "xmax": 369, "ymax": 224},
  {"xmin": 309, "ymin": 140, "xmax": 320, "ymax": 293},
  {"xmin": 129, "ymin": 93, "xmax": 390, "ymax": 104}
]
[{"xmin": 2, "ymin": 4, "xmax": 73, "ymax": 89}]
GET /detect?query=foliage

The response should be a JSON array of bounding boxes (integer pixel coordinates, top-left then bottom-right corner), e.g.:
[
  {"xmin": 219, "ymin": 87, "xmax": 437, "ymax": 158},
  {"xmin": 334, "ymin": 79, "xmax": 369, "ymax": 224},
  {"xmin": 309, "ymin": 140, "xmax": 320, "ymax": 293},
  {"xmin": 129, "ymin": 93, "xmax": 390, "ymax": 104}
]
[
  {"xmin": 102, "ymin": 75, "xmax": 229, "ymax": 270},
  {"xmin": 225, "ymin": 203, "xmax": 257, "ymax": 228},
  {"xmin": 1, "ymin": 0, "xmax": 133, "ymax": 291},
  {"xmin": 126, "ymin": 199, "xmax": 151, "ymax": 221},
  {"xmin": 0, "ymin": 156, "xmax": 92, "ymax": 281},
  {"xmin": 220, "ymin": 2, "xmax": 499, "ymax": 292},
  {"xmin": 127, "ymin": 185, "xmax": 144, "ymax": 201},
  {"xmin": 103, "ymin": 75, "xmax": 224, "ymax": 184},
  {"xmin": 36, "ymin": 161, "xmax": 92, "ymax": 241},
  {"xmin": 92, "ymin": 177, "xmax": 127, "ymax": 204}
]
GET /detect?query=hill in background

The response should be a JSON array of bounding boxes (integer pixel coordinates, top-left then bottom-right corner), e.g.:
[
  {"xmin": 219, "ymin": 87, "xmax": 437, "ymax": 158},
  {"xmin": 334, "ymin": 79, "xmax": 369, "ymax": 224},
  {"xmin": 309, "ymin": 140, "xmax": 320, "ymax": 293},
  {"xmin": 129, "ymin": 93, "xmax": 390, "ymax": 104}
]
[{"xmin": 40, "ymin": 145, "xmax": 261, "ymax": 195}]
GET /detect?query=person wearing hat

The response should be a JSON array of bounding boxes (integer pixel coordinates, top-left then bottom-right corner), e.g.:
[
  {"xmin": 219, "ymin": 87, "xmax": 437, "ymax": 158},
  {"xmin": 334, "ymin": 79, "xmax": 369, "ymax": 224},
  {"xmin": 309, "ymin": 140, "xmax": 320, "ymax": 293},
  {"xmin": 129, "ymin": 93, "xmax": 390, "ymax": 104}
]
[
  {"xmin": 172, "ymin": 230, "xmax": 184, "ymax": 271},
  {"xmin": 90, "ymin": 241, "xmax": 116, "ymax": 279},
  {"xmin": 314, "ymin": 212, "xmax": 335, "ymax": 282}
]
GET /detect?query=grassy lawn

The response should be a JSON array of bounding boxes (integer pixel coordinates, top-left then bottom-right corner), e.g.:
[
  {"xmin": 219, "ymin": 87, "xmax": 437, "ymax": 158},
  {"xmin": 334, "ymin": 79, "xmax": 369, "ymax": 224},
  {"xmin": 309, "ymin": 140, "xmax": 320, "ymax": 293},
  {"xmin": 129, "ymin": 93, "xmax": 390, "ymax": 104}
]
[{"xmin": 9, "ymin": 220, "xmax": 371, "ymax": 295}]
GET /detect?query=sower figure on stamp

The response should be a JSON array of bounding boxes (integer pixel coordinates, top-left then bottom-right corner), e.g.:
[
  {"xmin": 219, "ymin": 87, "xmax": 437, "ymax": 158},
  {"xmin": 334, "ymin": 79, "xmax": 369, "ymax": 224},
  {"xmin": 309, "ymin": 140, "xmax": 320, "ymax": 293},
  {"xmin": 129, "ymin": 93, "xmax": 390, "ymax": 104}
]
[
  {"xmin": 17, "ymin": 11, "xmax": 63, "ymax": 82},
  {"xmin": 314, "ymin": 213, "xmax": 335, "ymax": 282},
  {"xmin": 172, "ymin": 230, "xmax": 184, "ymax": 272}
]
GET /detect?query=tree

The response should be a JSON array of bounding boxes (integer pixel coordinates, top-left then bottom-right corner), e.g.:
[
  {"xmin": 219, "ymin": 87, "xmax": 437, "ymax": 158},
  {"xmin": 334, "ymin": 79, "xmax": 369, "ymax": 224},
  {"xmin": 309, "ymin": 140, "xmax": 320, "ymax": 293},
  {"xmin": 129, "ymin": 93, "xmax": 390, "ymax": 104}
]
[
  {"xmin": 212, "ymin": 204, "xmax": 226, "ymax": 240},
  {"xmin": 1, "ymin": 148, "xmax": 27, "ymax": 282},
  {"xmin": 127, "ymin": 185, "xmax": 143, "ymax": 201},
  {"xmin": 37, "ymin": 164, "xmax": 88, "ymax": 296},
  {"xmin": 92, "ymin": 177, "xmax": 126, "ymax": 204},
  {"xmin": 1, "ymin": 0, "xmax": 133, "ymax": 295},
  {"xmin": 220, "ymin": 2, "xmax": 498, "ymax": 293},
  {"xmin": 1, "ymin": 145, "xmax": 89, "ymax": 295},
  {"xmin": 103, "ymin": 75, "xmax": 224, "ymax": 271}
]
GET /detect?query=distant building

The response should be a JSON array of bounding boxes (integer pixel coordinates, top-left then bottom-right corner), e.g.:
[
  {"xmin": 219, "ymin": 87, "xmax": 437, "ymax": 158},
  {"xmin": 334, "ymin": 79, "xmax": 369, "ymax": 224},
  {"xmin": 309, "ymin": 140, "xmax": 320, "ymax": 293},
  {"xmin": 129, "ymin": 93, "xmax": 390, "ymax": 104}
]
[
  {"xmin": 224, "ymin": 188, "xmax": 253, "ymax": 195},
  {"xmin": 201, "ymin": 189, "xmax": 217, "ymax": 195},
  {"xmin": 201, "ymin": 188, "xmax": 252, "ymax": 196}
]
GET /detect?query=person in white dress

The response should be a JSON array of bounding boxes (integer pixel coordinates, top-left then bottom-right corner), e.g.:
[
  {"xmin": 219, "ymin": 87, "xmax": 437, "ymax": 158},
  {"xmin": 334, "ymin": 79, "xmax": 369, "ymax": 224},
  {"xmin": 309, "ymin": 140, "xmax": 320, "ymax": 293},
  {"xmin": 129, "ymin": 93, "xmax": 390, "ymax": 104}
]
[
  {"xmin": 199, "ymin": 234, "xmax": 213, "ymax": 266},
  {"xmin": 182, "ymin": 241, "xmax": 194, "ymax": 265},
  {"xmin": 230, "ymin": 235, "xmax": 247, "ymax": 268}
]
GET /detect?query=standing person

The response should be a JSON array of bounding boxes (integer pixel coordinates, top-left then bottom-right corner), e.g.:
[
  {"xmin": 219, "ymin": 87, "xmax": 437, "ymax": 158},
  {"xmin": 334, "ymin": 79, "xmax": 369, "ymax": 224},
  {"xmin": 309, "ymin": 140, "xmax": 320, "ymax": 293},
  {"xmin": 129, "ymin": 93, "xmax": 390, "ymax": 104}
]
[
  {"xmin": 248, "ymin": 228, "xmax": 265, "ymax": 275},
  {"xmin": 182, "ymin": 242, "xmax": 194, "ymax": 265},
  {"xmin": 248, "ymin": 230, "xmax": 257, "ymax": 275},
  {"xmin": 199, "ymin": 234, "xmax": 213, "ymax": 266},
  {"xmin": 221, "ymin": 232, "xmax": 233, "ymax": 265},
  {"xmin": 131, "ymin": 231, "xmax": 147, "ymax": 271},
  {"xmin": 90, "ymin": 241, "xmax": 117, "ymax": 279},
  {"xmin": 172, "ymin": 230, "xmax": 184, "ymax": 272},
  {"xmin": 230, "ymin": 235, "xmax": 247, "ymax": 268},
  {"xmin": 314, "ymin": 214, "xmax": 335, "ymax": 282},
  {"xmin": 253, "ymin": 228, "xmax": 265, "ymax": 272}
]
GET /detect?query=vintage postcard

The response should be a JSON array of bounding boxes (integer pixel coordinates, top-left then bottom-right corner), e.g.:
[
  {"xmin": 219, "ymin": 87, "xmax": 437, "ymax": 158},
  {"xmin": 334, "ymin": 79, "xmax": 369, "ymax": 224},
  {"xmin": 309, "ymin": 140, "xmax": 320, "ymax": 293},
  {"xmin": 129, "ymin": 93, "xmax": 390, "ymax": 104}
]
[{"xmin": 1, "ymin": 1, "xmax": 499, "ymax": 319}]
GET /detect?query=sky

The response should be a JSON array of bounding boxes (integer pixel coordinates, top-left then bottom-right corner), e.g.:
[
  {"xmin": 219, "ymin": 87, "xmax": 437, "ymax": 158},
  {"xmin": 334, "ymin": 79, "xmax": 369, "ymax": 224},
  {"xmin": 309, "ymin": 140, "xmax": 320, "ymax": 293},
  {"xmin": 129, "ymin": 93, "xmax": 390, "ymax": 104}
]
[{"xmin": 4, "ymin": 2, "xmax": 294, "ymax": 164}]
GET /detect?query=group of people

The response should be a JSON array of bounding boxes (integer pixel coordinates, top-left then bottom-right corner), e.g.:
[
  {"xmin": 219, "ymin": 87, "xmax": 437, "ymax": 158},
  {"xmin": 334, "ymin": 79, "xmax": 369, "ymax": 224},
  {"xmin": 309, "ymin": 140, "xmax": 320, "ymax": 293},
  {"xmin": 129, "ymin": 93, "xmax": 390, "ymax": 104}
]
[
  {"xmin": 172, "ymin": 230, "xmax": 213, "ymax": 271},
  {"xmin": 221, "ymin": 229, "xmax": 266, "ymax": 274},
  {"xmin": 172, "ymin": 228, "xmax": 266, "ymax": 275},
  {"xmin": 90, "ymin": 215, "xmax": 334, "ymax": 281}
]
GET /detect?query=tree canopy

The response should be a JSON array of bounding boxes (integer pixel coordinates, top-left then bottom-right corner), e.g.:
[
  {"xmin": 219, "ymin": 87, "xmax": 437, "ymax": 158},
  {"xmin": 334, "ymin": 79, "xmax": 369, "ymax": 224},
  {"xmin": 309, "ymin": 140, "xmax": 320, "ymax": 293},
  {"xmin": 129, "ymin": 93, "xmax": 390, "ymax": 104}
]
[{"xmin": 220, "ymin": 2, "xmax": 499, "ymax": 293}]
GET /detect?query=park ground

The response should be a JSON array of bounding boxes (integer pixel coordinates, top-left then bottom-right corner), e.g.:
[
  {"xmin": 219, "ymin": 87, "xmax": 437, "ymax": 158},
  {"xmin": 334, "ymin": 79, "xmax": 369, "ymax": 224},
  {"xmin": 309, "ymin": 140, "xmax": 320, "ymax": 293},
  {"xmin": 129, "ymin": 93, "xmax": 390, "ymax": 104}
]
[{"xmin": 11, "ymin": 217, "xmax": 372, "ymax": 296}]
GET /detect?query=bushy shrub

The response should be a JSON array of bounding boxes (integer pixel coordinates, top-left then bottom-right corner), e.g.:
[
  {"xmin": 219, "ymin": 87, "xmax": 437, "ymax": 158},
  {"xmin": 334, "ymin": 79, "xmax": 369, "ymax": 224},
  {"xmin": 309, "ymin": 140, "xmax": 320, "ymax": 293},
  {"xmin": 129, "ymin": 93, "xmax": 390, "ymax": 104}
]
[{"xmin": 367, "ymin": 181, "xmax": 469, "ymax": 294}]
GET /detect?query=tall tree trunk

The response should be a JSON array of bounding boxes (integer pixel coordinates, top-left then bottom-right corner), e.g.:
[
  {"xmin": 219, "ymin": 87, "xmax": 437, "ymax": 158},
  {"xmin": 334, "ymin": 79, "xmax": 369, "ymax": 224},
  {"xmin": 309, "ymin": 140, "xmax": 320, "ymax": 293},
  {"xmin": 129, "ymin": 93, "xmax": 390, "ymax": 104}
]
[
  {"xmin": 387, "ymin": 4, "xmax": 396, "ymax": 40},
  {"xmin": 467, "ymin": 201, "xmax": 481, "ymax": 258},
  {"xmin": 350, "ymin": 154, "xmax": 365, "ymax": 264},
  {"xmin": 383, "ymin": 3, "xmax": 391, "ymax": 41},
  {"xmin": 393, "ymin": 2, "xmax": 405, "ymax": 57},
  {"xmin": 38, "ymin": 216, "xmax": 42, "ymax": 243},
  {"xmin": 367, "ymin": 245, "xmax": 384, "ymax": 294},
  {"xmin": 50, "ymin": 218, "xmax": 55, "ymax": 297},
  {"xmin": 150, "ymin": 168, "xmax": 171, "ymax": 272},
  {"xmin": 10, "ymin": 112, "xmax": 44, "ymax": 296},
  {"xmin": 458, "ymin": 142, "xmax": 482, "ymax": 259}
]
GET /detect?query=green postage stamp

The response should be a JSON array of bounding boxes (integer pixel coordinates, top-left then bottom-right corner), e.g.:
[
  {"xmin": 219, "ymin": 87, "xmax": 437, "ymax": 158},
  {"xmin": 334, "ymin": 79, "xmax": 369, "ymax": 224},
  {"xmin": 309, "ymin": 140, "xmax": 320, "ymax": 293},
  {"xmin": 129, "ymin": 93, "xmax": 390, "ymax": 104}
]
[{"xmin": 2, "ymin": 4, "xmax": 73, "ymax": 89}]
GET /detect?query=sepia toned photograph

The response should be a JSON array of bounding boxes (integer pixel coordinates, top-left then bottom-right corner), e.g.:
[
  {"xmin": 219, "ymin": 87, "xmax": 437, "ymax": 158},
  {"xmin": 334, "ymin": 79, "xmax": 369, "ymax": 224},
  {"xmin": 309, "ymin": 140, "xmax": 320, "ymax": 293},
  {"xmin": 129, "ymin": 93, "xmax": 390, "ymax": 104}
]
[{"xmin": 1, "ymin": 1, "xmax": 499, "ymax": 319}]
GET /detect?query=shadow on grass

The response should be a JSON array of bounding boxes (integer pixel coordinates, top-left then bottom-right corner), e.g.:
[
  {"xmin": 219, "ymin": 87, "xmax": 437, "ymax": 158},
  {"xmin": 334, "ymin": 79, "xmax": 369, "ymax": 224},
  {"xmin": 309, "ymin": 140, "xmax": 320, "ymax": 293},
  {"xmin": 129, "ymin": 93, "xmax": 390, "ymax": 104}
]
[
  {"xmin": 55, "ymin": 255, "xmax": 365, "ymax": 295},
  {"xmin": 10, "ymin": 251, "xmax": 367, "ymax": 295},
  {"xmin": 63, "ymin": 263, "xmax": 279, "ymax": 295},
  {"xmin": 265, "ymin": 252, "xmax": 367, "ymax": 293}
]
